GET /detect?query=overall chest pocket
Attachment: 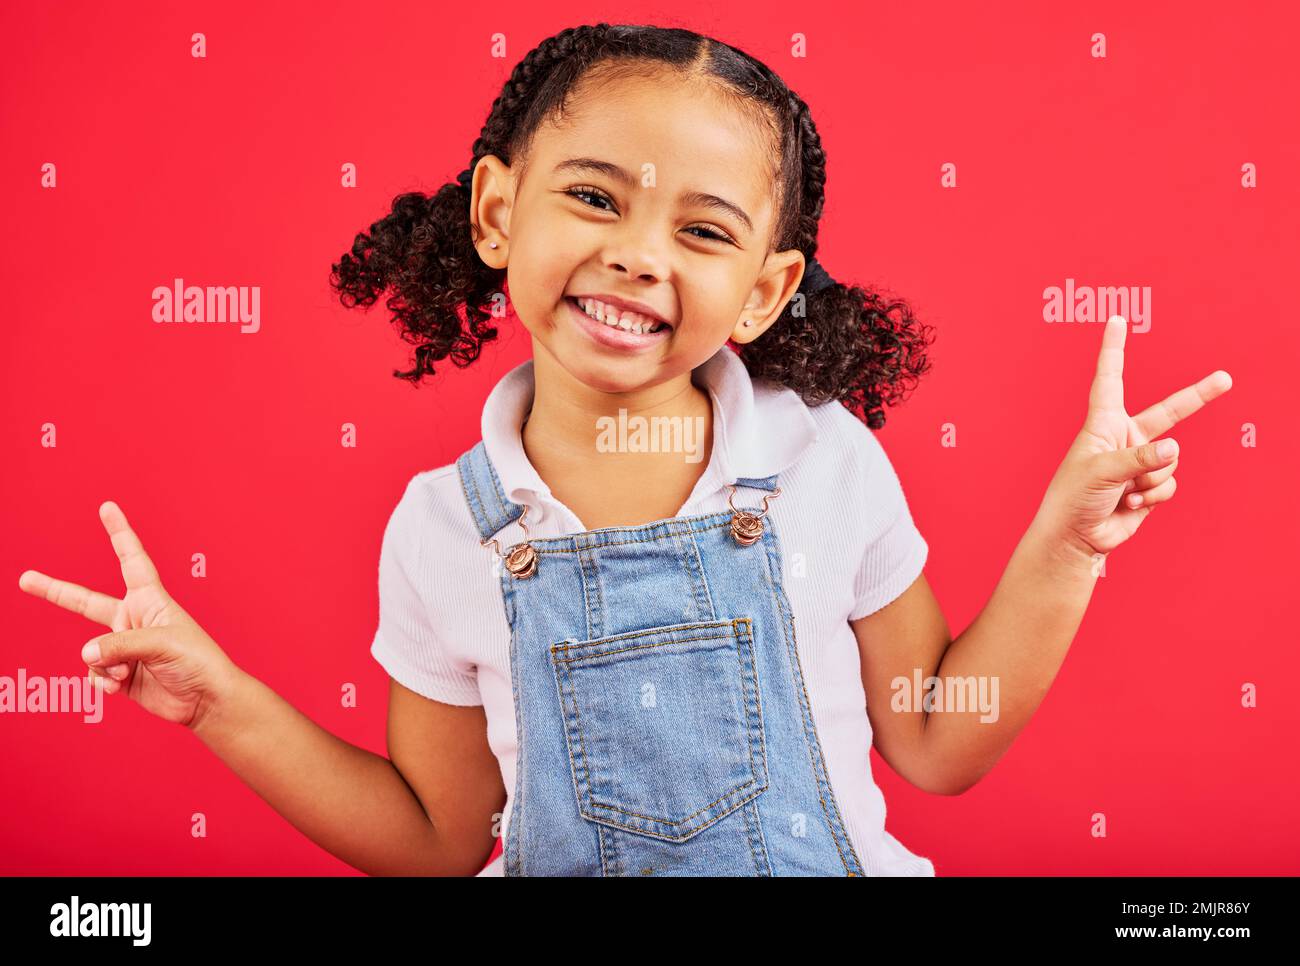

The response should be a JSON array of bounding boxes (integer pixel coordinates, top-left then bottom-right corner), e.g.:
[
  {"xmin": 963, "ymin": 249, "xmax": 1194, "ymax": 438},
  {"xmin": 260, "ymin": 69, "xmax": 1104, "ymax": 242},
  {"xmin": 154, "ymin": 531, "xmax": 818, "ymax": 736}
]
[{"xmin": 549, "ymin": 617, "xmax": 768, "ymax": 842}]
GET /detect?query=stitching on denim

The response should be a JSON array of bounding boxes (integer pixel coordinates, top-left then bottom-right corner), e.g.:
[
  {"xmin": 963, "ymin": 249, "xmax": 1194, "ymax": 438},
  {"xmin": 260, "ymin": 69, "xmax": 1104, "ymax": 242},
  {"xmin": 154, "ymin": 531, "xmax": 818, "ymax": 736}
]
[
  {"xmin": 552, "ymin": 630, "xmax": 733, "ymax": 661},
  {"xmin": 470, "ymin": 446, "xmax": 500, "ymax": 533},
  {"xmin": 740, "ymin": 799, "xmax": 759, "ymax": 872},
  {"xmin": 735, "ymin": 618, "xmax": 769, "ymax": 826},
  {"xmin": 733, "ymin": 619, "xmax": 766, "ymax": 788},
  {"xmin": 577, "ymin": 546, "xmax": 597, "ymax": 642},
  {"xmin": 459, "ymin": 443, "xmax": 522, "ymax": 540},
  {"xmin": 528, "ymin": 513, "xmax": 757, "ymax": 553},
  {"xmin": 554, "ymin": 649, "xmax": 596, "ymax": 848},
  {"xmin": 571, "ymin": 514, "xmax": 731, "ymax": 542},
  {"xmin": 596, "ymin": 822, "xmax": 612, "ymax": 877},
  {"xmin": 483, "ymin": 447, "xmax": 515, "ymax": 522},
  {"xmin": 587, "ymin": 546, "xmax": 604, "ymax": 641},
  {"xmin": 741, "ymin": 799, "xmax": 771, "ymax": 875},
  {"xmin": 762, "ymin": 519, "xmax": 859, "ymax": 875},
  {"xmin": 735, "ymin": 621, "xmax": 770, "ymax": 874},
  {"xmin": 503, "ymin": 573, "xmax": 526, "ymax": 876},
  {"xmin": 550, "ymin": 620, "xmax": 731, "ymax": 651},
  {"xmin": 456, "ymin": 452, "xmax": 492, "ymax": 539},
  {"xmin": 681, "ymin": 518, "xmax": 718, "ymax": 620},
  {"xmin": 553, "ymin": 620, "xmax": 766, "ymax": 838},
  {"xmin": 586, "ymin": 786, "xmax": 768, "ymax": 842},
  {"xmin": 589, "ymin": 779, "xmax": 761, "ymax": 828},
  {"xmin": 528, "ymin": 527, "xmax": 727, "ymax": 554}
]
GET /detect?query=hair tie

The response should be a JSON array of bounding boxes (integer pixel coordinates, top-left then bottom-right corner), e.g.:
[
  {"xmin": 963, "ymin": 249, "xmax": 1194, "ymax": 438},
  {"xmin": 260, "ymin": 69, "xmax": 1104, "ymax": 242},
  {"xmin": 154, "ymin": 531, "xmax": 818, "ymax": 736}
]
[{"xmin": 802, "ymin": 256, "xmax": 836, "ymax": 294}]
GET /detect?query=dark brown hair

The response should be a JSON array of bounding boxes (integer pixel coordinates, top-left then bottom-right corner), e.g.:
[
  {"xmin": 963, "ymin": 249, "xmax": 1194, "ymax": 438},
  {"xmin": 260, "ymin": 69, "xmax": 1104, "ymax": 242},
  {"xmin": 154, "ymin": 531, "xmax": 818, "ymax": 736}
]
[{"xmin": 329, "ymin": 23, "xmax": 935, "ymax": 429}]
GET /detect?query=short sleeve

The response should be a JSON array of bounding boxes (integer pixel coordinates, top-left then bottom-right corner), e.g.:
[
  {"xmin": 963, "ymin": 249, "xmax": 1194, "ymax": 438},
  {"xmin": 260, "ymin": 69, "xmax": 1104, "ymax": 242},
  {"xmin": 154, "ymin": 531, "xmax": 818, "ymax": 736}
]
[
  {"xmin": 847, "ymin": 433, "xmax": 929, "ymax": 621},
  {"xmin": 370, "ymin": 476, "xmax": 483, "ymax": 706}
]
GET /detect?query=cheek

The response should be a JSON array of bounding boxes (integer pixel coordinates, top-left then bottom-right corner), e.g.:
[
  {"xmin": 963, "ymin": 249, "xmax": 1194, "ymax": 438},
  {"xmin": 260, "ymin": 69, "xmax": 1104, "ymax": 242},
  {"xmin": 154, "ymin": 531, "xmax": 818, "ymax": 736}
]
[
  {"xmin": 510, "ymin": 235, "xmax": 579, "ymax": 303},
  {"xmin": 683, "ymin": 288, "xmax": 745, "ymax": 338},
  {"xmin": 500, "ymin": 254, "xmax": 558, "ymax": 329}
]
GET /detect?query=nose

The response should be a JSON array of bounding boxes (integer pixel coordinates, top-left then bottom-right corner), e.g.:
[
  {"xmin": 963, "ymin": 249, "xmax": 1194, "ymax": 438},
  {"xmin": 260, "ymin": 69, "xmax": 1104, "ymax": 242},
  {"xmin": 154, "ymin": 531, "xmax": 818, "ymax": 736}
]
[{"xmin": 602, "ymin": 226, "xmax": 671, "ymax": 284}]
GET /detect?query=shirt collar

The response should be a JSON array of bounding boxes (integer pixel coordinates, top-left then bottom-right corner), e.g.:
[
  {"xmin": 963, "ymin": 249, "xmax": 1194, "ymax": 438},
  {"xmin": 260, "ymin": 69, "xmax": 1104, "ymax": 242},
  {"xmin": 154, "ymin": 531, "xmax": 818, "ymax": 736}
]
[{"xmin": 481, "ymin": 345, "xmax": 819, "ymax": 513}]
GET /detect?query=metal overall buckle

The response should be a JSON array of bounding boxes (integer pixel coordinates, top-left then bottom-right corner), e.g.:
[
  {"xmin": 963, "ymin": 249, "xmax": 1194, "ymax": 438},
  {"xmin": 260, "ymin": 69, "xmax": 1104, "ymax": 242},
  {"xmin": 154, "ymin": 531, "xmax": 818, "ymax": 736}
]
[
  {"xmin": 484, "ymin": 484, "xmax": 781, "ymax": 577},
  {"xmin": 726, "ymin": 483, "xmax": 781, "ymax": 546},
  {"xmin": 481, "ymin": 504, "xmax": 539, "ymax": 579}
]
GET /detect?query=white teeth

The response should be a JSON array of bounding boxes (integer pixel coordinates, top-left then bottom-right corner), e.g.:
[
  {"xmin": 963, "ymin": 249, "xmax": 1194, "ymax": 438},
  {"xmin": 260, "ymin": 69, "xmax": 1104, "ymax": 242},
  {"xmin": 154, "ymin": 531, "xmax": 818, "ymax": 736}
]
[{"xmin": 576, "ymin": 297, "xmax": 665, "ymax": 335}]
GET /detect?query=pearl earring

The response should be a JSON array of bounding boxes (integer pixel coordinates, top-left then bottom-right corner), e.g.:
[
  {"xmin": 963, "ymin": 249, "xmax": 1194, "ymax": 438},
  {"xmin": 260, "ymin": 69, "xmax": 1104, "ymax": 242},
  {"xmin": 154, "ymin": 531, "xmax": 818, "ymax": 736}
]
[
  {"xmin": 742, "ymin": 319, "xmax": 753, "ymax": 327},
  {"xmin": 489, "ymin": 242, "xmax": 498, "ymax": 249}
]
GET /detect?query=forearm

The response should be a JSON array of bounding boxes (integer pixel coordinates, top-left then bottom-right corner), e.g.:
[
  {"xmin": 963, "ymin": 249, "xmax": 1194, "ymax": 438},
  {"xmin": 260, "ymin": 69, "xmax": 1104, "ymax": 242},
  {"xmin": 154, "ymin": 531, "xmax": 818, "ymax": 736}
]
[
  {"xmin": 920, "ymin": 517, "xmax": 1101, "ymax": 793},
  {"xmin": 191, "ymin": 665, "xmax": 446, "ymax": 876}
]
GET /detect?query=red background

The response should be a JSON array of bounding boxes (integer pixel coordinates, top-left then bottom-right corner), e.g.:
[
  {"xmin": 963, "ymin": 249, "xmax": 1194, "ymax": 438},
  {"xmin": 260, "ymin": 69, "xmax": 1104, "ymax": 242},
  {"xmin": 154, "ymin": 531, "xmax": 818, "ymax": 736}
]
[{"xmin": 3, "ymin": 1, "xmax": 1296, "ymax": 875}]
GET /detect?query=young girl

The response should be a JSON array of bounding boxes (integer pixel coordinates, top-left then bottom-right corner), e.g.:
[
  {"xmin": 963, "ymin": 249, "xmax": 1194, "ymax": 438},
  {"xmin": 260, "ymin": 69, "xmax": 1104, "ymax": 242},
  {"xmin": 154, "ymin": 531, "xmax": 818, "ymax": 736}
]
[{"xmin": 19, "ymin": 23, "xmax": 1231, "ymax": 876}]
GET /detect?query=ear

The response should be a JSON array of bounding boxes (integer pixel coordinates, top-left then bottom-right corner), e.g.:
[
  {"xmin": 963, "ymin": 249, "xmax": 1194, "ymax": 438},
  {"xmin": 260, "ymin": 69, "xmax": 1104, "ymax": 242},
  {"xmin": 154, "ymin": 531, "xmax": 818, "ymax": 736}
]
[
  {"xmin": 730, "ymin": 248, "xmax": 807, "ymax": 344},
  {"xmin": 468, "ymin": 154, "xmax": 515, "ymax": 268}
]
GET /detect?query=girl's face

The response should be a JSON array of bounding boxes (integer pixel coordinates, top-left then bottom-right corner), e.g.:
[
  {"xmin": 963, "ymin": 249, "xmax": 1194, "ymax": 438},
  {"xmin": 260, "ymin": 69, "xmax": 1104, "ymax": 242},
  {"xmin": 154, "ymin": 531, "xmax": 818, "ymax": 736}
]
[{"xmin": 470, "ymin": 69, "xmax": 807, "ymax": 395}]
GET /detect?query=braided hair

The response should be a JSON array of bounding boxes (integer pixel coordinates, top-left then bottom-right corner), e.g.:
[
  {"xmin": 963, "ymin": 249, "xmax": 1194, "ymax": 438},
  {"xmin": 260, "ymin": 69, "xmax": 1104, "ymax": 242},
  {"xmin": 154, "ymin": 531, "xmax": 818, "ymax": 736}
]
[{"xmin": 329, "ymin": 23, "xmax": 934, "ymax": 429}]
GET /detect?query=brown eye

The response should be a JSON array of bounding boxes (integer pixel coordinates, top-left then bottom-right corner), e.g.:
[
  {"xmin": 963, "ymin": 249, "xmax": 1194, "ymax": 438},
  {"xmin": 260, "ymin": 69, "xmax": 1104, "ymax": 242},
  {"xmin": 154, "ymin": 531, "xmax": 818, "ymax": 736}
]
[
  {"xmin": 565, "ymin": 186, "xmax": 615, "ymax": 211},
  {"xmin": 685, "ymin": 224, "xmax": 732, "ymax": 243}
]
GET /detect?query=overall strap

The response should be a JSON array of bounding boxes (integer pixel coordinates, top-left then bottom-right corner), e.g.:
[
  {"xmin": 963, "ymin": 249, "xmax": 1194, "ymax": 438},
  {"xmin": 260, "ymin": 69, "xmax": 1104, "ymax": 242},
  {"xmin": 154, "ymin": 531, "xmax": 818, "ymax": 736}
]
[
  {"xmin": 732, "ymin": 473, "xmax": 780, "ymax": 492},
  {"xmin": 456, "ymin": 440, "xmax": 524, "ymax": 541}
]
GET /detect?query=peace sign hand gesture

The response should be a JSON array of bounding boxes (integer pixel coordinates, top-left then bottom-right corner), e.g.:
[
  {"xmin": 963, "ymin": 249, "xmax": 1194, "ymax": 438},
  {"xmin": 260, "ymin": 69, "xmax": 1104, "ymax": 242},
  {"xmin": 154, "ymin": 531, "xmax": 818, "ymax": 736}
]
[
  {"xmin": 18, "ymin": 501, "xmax": 238, "ymax": 731},
  {"xmin": 1034, "ymin": 316, "xmax": 1233, "ymax": 560}
]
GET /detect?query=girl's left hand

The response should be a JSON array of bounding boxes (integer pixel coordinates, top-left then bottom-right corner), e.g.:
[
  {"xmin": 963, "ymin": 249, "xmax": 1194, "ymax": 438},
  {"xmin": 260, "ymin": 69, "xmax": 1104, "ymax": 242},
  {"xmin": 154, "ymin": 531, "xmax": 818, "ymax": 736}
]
[{"xmin": 1034, "ymin": 315, "xmax": 1233, "ymax": 559}]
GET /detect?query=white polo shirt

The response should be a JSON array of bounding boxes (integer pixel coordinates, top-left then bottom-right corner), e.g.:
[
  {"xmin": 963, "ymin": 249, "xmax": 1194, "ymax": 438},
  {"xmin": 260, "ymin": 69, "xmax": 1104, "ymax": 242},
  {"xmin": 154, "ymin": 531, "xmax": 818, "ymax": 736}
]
[{"xmin": 371, "ymin": 345, "xmax": 934, "ymax": 876}]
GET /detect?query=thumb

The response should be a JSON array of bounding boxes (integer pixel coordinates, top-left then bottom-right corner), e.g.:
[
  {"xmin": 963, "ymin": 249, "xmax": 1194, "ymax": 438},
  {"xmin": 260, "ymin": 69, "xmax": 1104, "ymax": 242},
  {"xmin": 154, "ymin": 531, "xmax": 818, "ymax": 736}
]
[
  {"xmin": 1094, "ymin": 437, "xmax": 1179, "ymax": 485},
  {"xmin": 82, "ymin": 627, "xmax": 177, "ymax": 668}
]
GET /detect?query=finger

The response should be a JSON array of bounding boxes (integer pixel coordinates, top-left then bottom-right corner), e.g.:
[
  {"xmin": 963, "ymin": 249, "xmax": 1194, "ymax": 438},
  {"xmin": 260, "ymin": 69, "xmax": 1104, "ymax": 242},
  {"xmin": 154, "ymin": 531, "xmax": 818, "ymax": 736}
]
[
  {"xmin": 1095, "ymin": 437, "xmax": 1179, "ymax": 485},
  {"xmin": 104, "ymin": 662, "xmax": 132, "ymax": 681},
  {"xmin": 1124, "ymin": 474, "xmax": 1177, "ymax": 509},
  {"xmin": 99, "ymin": 501, "xmax": 164, "ymax": 594},
  {"xmin": 1132, "ymin": 370, "xmax": 1233, "ymax": 440},
  {"xmin": 1087, "ymin": 316, "xmax": 1128, "ymax": 416},
  {"xmin": 1124, "ymin": 456, "xmax": 1178, "ymax": 495},
  {"xmin": 83, "ymin": 627, "xmax": 173, "ymax": 668},
  {"xmin": 87, "ymin": 667, "xmax": 121, "ymax": 695},
  {"xmin": 17, "ymin": 570, "xmax": 121, "ymax": 626}
]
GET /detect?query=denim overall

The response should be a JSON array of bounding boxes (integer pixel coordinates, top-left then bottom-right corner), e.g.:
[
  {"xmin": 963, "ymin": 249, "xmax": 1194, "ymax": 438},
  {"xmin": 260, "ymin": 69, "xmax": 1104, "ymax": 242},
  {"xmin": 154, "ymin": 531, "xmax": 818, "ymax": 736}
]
[{"xmin": 457, "ymin": 440, "xmax": 864, "ymax": 876}]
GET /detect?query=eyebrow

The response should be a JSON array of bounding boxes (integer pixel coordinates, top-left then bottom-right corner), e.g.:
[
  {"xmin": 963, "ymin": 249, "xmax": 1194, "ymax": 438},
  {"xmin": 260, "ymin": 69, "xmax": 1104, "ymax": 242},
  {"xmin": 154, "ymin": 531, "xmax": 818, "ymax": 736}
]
[{"xmin": 554, "ymin": 157, "xmax": 754, "ymax": 234}]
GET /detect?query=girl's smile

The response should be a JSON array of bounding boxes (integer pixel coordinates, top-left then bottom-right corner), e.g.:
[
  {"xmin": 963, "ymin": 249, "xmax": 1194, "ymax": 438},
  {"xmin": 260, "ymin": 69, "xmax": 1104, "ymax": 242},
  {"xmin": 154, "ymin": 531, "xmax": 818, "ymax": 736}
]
[{"xmin": 563, "ymin": 295, "xmax": 673, "ymax": 353}]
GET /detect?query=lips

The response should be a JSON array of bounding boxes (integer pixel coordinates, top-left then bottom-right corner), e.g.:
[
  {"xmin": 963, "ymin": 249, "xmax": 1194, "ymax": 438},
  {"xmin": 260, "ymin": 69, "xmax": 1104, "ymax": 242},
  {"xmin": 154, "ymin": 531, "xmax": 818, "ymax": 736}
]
[{"xmin": 565, "ymin": 296, "xmax": 671, "ymax": 351}]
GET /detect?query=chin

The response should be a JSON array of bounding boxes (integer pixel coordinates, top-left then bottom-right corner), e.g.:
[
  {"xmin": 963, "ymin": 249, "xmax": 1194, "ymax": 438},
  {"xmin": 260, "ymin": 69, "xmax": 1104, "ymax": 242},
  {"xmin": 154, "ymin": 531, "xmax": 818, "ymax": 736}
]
[{"xmin": 566, "ymin": 358, "xmax": 661, "ymax": 395}]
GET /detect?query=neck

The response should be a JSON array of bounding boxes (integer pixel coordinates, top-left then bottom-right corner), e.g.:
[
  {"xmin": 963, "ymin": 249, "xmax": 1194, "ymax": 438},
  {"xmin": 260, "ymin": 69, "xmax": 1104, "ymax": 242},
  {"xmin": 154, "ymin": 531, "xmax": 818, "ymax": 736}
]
[{"xmin": 522, "ymin": 343, "xmax": 715, "ymax": 476}]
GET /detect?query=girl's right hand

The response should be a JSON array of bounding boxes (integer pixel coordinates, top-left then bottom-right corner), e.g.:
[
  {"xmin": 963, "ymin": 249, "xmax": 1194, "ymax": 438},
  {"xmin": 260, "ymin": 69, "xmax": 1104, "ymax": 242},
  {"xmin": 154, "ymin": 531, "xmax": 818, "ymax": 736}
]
[{"xmin": 18, "ymin": 500, "xmax": 238, "ymax": 732}]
